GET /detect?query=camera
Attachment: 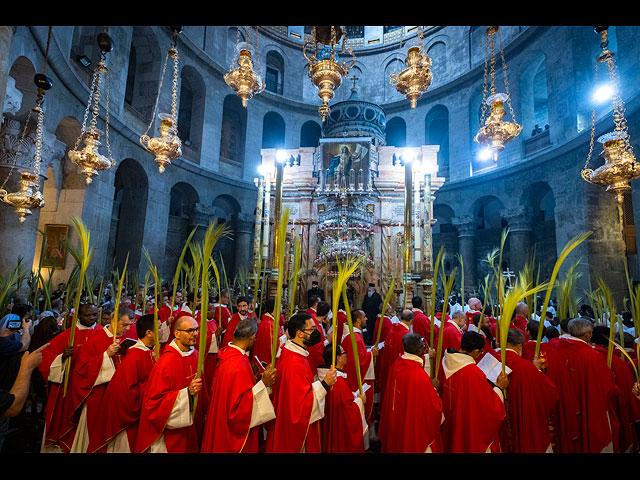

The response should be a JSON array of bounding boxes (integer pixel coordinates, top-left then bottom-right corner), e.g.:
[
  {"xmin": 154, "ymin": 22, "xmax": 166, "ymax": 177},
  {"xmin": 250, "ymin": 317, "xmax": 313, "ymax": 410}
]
[{"xmin": 6, "ymin": 320, "xmax": 22, "ymax": 330}]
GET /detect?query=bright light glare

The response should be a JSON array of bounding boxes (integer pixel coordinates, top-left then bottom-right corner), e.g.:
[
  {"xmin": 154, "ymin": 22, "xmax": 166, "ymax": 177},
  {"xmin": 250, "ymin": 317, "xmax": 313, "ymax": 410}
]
[
  {"xmin": 258, "ymin": 164, "xmax": 271, "ymax": 176},
  {"xmin": 593, "ymin": 84, "xmax": 614, "ymax": 103},
  {"xmin": 478, "ymin": 148, "xmax": 493, "ymax": 161},
  {"xmin": 276, "ymin": 149, "xmax": 288, "ymax": 163}
]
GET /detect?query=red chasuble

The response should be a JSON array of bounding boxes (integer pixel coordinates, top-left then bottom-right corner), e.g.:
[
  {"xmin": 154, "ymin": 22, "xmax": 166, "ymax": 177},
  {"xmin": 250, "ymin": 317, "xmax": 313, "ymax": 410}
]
[
  {"xmin": 213, "ymin": 304, "xmax": 231, "ymax": 332},
  {"xmin": 441, "ymin": 320, "xmax": 463, "ymax": 351},
  {"xmin": 39, "ymin": 324, "xmax": 98, "ymax": 452},
  {"xmin": 377, "ymin": 322, "xmax": 411, "ymax": 410},
  {"xmin": 411, "ymin": 309, "xmax": 432, "ymax": 343},
  {"xmin": 341, "ymin": 329, "xmax": 374, "ymax": 421},
  {"xmin": 494, "ymin": 349, "xmax": 558, "ymax": 453},
  {"xmin": 593, "ymin": 345, "xmax": 638, "ymax": 452},
  {"xmin": 88, "ymin": 342, "xmax": 156, "ymax": 453},
  {"xmin": 307, "ymin": 314, "xmax": 326, "ymax": 373},
  {"xmin": 134, "ymin": 342, "xmax": 205, "ymax": 453},
  {"xmin": 553, "ymin": 337, "xmax": 616, "ymax": 453},
  {"xmin": 373, "ymin": 314, "xmax": 393, "ymax": 393},
  {"xmin": 201, "ymin": 345, "xmax": 260, "ymax": 453},
  {"xmin": 264, "ymin": 342, "xmax": 321, "ymax": 453},
  {"xmin": 252, "ymin": 313, "xmax": 284, "ymax": 369},
  {"xmin": 69, "ymin": 327, "xmax": 123, "ymax": 450},
  {"xmin": 321, "ymin": 373, "xmax": 365, "ymax": 453},
  {"xmin": 378, "ymin": 355, "xmax": 443, "ymax": 453},
  {"xmin": 465, "ymin": 310, "xmax": 481, "ymax": 330},
  {"xmin": 522, "ymin": 340, "xmax": 580, "ymax": 453},
  {"xmin": 441, "ymin": 351, "xmax": 505, "ymax": 453},
  {"xmin": 222, "ymin": 312, "xmax": 255, "ymax": 350}
]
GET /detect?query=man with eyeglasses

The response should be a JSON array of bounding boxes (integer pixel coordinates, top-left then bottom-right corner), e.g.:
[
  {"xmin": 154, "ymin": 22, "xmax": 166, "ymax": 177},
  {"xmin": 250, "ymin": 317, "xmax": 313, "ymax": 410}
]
[
  {"xmin": 265, "ymin": 312, "xmax": 338, "ymax": 453},
  {"xmin": 135, "ymin": 315, "xmax": 206, "ymax": 453},
  {"xmin": 66, "ymin": 307, "xmax": 135, "ymax": 452}
]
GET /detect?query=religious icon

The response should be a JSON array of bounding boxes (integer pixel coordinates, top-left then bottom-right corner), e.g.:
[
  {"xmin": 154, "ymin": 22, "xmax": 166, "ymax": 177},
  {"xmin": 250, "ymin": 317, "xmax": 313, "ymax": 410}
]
[{"xmin": 41, "ymin": 224, "xmax": 69, "ymax": 269}]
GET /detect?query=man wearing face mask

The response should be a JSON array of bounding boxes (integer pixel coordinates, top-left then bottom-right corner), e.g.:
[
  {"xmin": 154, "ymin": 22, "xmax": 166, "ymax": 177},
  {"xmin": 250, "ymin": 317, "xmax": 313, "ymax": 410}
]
[
  {"xmin": 201, "ymin": 319, "xmax": 277, "ymax": 453},
  {"xmin": 361, "ymin": 283, "xmax": 382, "ymax": 345},
  {"xmin": 378, "ymin": 332, "xmax": 443, "ymax": 453},
  {"xmin": 265, "ymin": 312, "xmax": 337, "ymax": 453}
]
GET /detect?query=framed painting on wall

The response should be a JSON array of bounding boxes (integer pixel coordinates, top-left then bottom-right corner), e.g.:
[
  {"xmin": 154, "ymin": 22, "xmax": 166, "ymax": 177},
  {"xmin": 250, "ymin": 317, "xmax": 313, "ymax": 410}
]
[{"xmin": 41, "ymin": 224, "xmax": 69, "ymax": 269}]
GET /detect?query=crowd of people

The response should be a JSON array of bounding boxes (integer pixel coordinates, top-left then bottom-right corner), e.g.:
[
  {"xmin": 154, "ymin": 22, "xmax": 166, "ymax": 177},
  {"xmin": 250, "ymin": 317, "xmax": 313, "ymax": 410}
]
[{"xmin": 1, "ymin": 280, "xmax": 639, "ymax": 454}]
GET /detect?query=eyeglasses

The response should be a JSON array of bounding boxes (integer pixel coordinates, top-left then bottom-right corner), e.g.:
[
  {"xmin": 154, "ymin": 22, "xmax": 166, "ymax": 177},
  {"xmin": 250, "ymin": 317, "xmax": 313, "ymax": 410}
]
[
  {"xmin": 302, "ymin": 326, "xmax": 317, "ymax": 333},
  {"xmin": 176, "ymin": 328, "xmax": 199, "ymax": 334}
]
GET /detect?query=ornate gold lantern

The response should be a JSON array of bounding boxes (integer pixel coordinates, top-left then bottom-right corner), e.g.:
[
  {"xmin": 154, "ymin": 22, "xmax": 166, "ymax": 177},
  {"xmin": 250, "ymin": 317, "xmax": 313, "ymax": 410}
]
[
  {"xmin": 225, "ymin": 28, "xmax": 265, "ymax": 107},
  {"xmin": 303, "ymin": 26, "xmax": 355, "ymax": 122},
  {"xmin": 582, "ymin": 26, "xmax": 640, "ymax": 232},
  {"xmin": 0, "ymin": 27, "xmax": 53, "ymax": 222},
  {"xmin": 140, "ymin": 27, "xmax": 183, "ymax": 173},
  {"xmin": 68, "ymin": 29, "xmax": 115, "ymax": 184},
  {"xmin": 474, "ymin": 26, "xmax": 521, "ymax": 162},
  {"xmin": 389, "ymin": 28, "xmax": 433, "ymax": 109}
]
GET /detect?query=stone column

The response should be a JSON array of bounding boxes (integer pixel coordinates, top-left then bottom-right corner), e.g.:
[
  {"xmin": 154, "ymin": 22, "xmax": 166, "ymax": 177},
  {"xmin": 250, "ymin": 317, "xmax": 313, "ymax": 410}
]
[
  {"xmin": 501, "ymin": 206, "xmax": 533, "ymax": 275},
  {"xmin": 452, "ymin": 215, "xmax": 477, "ymax": 293},
  {"xmin": 0, "ymin": 26, "xmax": 16, "ymax": 116},
  {"xmin": 233, "ymin": 213, "xmax": 255, "ymax": 276}
]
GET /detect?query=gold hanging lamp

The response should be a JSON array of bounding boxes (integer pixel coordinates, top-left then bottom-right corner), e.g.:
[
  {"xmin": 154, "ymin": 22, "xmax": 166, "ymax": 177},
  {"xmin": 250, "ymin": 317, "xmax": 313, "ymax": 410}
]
[
  {"xmin": 68, "ymin": 28, "xmax": 115, "ymax": 184},
  {"xmin": 140, "ymin": 26, "xmax": 183, "ymax": 173},
  {"xmin": 0, "ymin": 27, "xmax": 53, "ymax": 223},
  {"xmin": 581, "ymin": 26, "xmax": 640, "ymax": 232},
  {"xmin": 303, "ymin": 26, "xmax": 355, "ymax": 122},
  {"xmin": 224, "ymin": 26, "xmax": 265, "ymax": 107},
  {"xmin": 474, "ymin": 26, "xmax": 522, "ymax": 162},
  {"xmin": 389, "ymin": 27, "xmax": 432, "ymax": 109}
]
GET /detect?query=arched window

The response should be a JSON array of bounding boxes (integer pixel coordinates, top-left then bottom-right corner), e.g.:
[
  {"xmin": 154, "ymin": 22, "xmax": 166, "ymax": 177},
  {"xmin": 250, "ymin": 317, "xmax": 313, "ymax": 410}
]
[
  {"xmin": 262, "ymin": 111, "xmax": 286, "ymax": 149},
  {"xmin": 300, "ymin": 120, "xmax": 321, "ymax": 148},
  {"xmin": 219, "ymin": 95, "xmax": 247, "ymax": 168},
  {"xmin": 386, "ymin": 117, "xmax": 406, "ymax": 147},
  {"xmin": 519, "ymin": 51, "xmax": 549, "ymax": 139},
  {"xmin": 384, "ymin": 58, "xmax": 404, "ymax": 103},
  {"xmin": 265, "ymin": 51, "xmax": 284, "ymax": 95},
  {"xmin": 177, "ymin": 74, "xmax": 193, "ymax": 142},
  {"xmin": 427, "ymin": 41, "xmax": 447, "ymax": 84},
  {"xmin": 469, "ymin": 26, "xmax": 488, "ymax": 68},
  {"xmin": 123, "ymin": 27, "xmax": 162, "ymax": 123},
  {"xmin": 177, "ymin": 66, "xmax": 206, "ymax": 163},
  {"xmin": 425, "ymin": 105, "xmax": 449, "ymax": 179}
]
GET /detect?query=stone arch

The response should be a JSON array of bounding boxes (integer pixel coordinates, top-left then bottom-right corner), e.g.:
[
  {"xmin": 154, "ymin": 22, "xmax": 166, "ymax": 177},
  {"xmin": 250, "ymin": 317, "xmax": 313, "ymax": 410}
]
[
  {"xmin": 385, "ymin": 116, "xmax": 406, "ymax": 147},
  {"xmin": 383, "ymin": 56, "xmax": 404, "ymax": 103},
  {"xmin": 8, "ymin": 56, "xmax": 37, "ymax": 120},
  {"xmin": 226, "ymin": 27, "xmax": 245, "ymax": 69},
  {"xmin": 471, "ymin": 195, "xmax": 506, "ymax": 231},
  {"xmin": 427, "ymin": 40, "xmax": 447, "ymax": 85},
  {"xmin": 219, "ymin": 94, "xmax": 247, "ymax": 173},
  {"xmin": 165, "ymin": 181, "xmax": 200, "ymax": 275},
  {"xmin": 107, "ymin": 158, "xmax": 149, "ymax": 273},
  {"xmin": 177, "ymin": 64, "xmax": 206, "ymax": 163},
  {"xmin": 300, "ymin": 120, "xmax": 321, "ymax": 148},
  {"xmin": 211, "ymin": 194, "xmax": 242, "ymax": 274},
  {"xmin": 521, "ymin": 181, "xmax": 557, "ymax": 278},
  {"xmin": 265, "ymin": 50, "xmax": 285, "ymax": 95},
  {"xmin": 468, "ymin": 26, "xmax": 488, "ymax": 69},
  {"xmin": 262, "ymin": 111, "xmax": 286, "ymax": 149},
  {"xmin": 519, "ymin": 50, "xmax": 549, "ymax": 139},
  {"xmin": 124, "ymin": 26, "xmax": 162, "ymax": 123},
  {"xmin": 425, "ymin": 104, "xmax": 449, "ymax": 179}
]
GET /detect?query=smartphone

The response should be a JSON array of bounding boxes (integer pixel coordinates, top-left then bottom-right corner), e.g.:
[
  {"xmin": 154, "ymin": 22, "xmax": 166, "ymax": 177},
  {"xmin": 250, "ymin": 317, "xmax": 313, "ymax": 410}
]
[{"xmin": 6, "ymin": 320, "xmax": 22, "ymax": 330}]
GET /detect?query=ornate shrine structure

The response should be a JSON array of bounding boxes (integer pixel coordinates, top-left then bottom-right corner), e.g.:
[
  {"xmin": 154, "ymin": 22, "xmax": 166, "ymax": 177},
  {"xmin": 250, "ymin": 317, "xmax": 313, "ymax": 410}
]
[{"xmin": 256, "ymin": 83, "xmax": 445, "ymax": 310}]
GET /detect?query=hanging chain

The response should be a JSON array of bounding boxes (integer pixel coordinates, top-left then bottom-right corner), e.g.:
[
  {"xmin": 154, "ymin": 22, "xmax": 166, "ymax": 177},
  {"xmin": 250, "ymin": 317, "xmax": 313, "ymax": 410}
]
[
  {"xmin": 498, "ymin": 28, "xmax": 518, "ymax": 124},
  {"xmin": 390, "ymin": 27, "xmax": 406, "ymax": 84},
  {"xmin": 73, "ymin": 64, "xmax": 98, "ymax": 150},
  {"xmin": 141, "ymin": 48, "xmax": 170, "ymax": 140},
  {"xmin": 0, "ymin": 109, "xmax": 34, "ymax": 193},
  {"xmin": 170, "ymin": 36, "xmax": 179, "ymax": 125},
  {"xmin": 254, "ymin": 27, "xmax": 263, "ymax": 83},
  {"xmin": 33, "ymin": 96, "xmax": 45, "ymax": 179},
  {"xmin": 479, "ymin": 28, "xmax": 491, "ymax": 127},
  {"xmin": 104, "ymin": 52, "xmax": 114, "ymax": 164},
  {"xmin": 605, "ymin": 51, "xmax": 632, "ymax": 152},
  {"xmin": 582, "ymin": 40, "xmax": 602, "ymax": 180}
]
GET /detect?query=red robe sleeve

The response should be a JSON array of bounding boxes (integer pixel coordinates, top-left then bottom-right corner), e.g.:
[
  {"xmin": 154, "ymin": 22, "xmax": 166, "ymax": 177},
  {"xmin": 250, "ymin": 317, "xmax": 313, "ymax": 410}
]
[
  {"xmin": 321, "ymin": 376, "xmax": 365, "ymax": 453},
  {"xmin": 379, "ymin": 356, "xmax": 442, "ymax": 453},
  {"xmin": 200, "ymin": 347, "xmax": 257, "ymax": 453}
]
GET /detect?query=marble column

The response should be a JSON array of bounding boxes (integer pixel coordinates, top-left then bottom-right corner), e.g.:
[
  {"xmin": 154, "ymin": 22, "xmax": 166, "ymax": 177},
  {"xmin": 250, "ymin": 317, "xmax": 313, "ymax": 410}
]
[
  {"xmin": 501, "ymin": 206, "xmax": 533, "ymax": 276},
  {"xmin": 233, "ymin": 213, "xmax": 255, "ymax": 276},
  {"xmin": 452, "ymin": 215, "xmax": 477, "ymax": 293}
]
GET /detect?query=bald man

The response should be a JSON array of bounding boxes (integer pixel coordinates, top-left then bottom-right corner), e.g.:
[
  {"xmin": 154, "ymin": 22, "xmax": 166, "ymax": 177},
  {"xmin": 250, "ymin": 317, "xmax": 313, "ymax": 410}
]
[{"xmin": 135, "ymin": 315, "xmax": 205, "ymax": 453}]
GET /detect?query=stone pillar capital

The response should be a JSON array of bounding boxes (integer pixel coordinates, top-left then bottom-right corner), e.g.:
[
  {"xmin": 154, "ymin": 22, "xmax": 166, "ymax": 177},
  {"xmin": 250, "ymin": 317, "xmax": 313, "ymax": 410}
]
[
  {"xmin": 500, "ymin": 206, "xmax": 533, "ymax": 232},
  {"xmin": 452, "ymin": 215, "xmax": 476, "ymax": 237}
]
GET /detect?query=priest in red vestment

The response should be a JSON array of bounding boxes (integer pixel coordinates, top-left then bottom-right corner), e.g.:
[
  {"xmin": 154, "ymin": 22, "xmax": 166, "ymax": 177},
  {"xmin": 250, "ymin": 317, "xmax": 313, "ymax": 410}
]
[
  {"xmin": 491, "ymin": 329, "xmax": 558, "ymax": 453},
  {"xmin": 379, "ymin": 333, "xmax": 443, "ymax": 453},
  {"xmin": 468, "ymin": 312, "xmax": 496, "ymax": 362},
  {"xmin": 377, "ymin": 309, "xmax": 413, "ymax": 410},
  {"xmin": 464, "ymin": 297, "xmax": 483, "ymax": 331},
  {"xmin": 201, "ymin": 318, "xmax": 277, "ymax": 453},
  {"xmin": 317, "ymin": 343, "xmax": 367, "ymax": 453},
  {"xmin": 590, "ymin": 326, "xmax": 639, "ymax": 453},
  {"xmin": 87, "ymin": 314, "xmax": 157, "ymax": 453},
  {"xmin": 341, "ymin": 310, "xmax": 377, "ymax": 424},
  {"xmin": 264, "ymin": 312, "xmax": 337, "ymax": 453},
  {"xmin": 442, "ymin": 311, "xmax": 466, "ymax": 351},
  {"xmin": 213, "ymin": 290, "xmax": 232, "ymax": 332},
  {"xmin": 39, "ymin": 303, "xmax": 100, "ymax": 453},
  {"xmin": 552, "ymin": 318, "xmax": 617, "ymax": 453},
  {"xmin": 252, "ymin": 297, "xmax": 285, "ymax": 370},
  {"xmin": 410, "ymin": 296, "xmax": 433, "ymax": 343},
  {"xmin": 441, "ymin": 331, "xmax": 508, "ymax": 453},
  {"xmin": 135, "ymin": 315, "xmax": 206, "ymax": 453},
  {"xmin": 221, "ymin": 295, "xmax": 255, "ymax": 350},
  {"xmin": 67, "ymin": 309, "xmax": 134, "ymax": 452}
]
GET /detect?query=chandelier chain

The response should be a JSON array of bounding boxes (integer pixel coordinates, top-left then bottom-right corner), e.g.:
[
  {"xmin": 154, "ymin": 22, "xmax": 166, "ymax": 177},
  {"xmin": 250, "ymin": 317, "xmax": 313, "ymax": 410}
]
[
  {"xmin": 104, "ymin": 56, "xmax": 113, "ymax": 163},
  {"xmin": 171, "ymin": 44, "xmax": 179, "ymax": 124},
  {"xmin": 142, "ymin": 48, "xmax": 170, "ymax": 140},
  {"xmin": 479, "ymin": 28, "xmax": 491, "ymax": 127},
  {"xmin": 0, "ymin": 109, "xmax": 34, "ymax": 193},
  {"xmin": 498, "ymin": 28, "xmax": 517, "ymax": 124}
]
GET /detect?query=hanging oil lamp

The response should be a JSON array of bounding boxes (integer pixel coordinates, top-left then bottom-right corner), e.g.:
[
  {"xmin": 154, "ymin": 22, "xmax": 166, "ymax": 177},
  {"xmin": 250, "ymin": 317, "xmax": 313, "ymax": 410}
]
[
  {"xmin": 224, "ymin": 27, "xmax": 265, "ymax": 107},
  {"xmin": 474, "ymin": 26, "xmax": 521, "ymax": 162},
  {"xmin": 68, "ymin": 29, "xmax": 115, "ymax": 184},
  {"xmin": 389, "ymin": 27, "xmax": 432, "ymax": 109},
  {"xmin": 303, "ymin": 26, "xmax": 355, "ymax": 122},
  {"xmin": 140, "ymin": 26, "xmax": 183, "ymax": 173},
  {"xmin": 0, "ymin": 27, "xmax": 53, "ymax": 222}
]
